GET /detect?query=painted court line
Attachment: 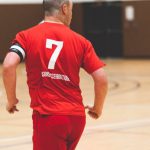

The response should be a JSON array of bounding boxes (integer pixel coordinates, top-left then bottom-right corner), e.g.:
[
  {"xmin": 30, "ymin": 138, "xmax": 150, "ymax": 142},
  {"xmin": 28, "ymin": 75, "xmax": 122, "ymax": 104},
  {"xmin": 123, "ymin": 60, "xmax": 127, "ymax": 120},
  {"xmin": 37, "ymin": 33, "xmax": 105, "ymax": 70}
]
[
  {"xmin": 86, "ymin": 118, "xmax": 150, "ymax": 133},
  {"xmin": 1, "ymin": 118, "xmax": 150, "ymax": 143},
  {"xmin": 0, "ymin": 135, "xmax": 31, "ymax": 143}
]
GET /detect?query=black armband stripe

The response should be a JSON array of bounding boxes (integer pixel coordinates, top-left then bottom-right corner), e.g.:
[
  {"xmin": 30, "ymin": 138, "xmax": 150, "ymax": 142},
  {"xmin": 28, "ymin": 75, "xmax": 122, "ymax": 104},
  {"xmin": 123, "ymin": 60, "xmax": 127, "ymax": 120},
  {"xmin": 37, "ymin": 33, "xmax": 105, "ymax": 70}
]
[
  {"xmin": 10, "ymin": 44, "xmax": 26, "ymax": 62},
  {"xmin": 9, "ymin": 48, "xmax": 24, "ymax": 62}
]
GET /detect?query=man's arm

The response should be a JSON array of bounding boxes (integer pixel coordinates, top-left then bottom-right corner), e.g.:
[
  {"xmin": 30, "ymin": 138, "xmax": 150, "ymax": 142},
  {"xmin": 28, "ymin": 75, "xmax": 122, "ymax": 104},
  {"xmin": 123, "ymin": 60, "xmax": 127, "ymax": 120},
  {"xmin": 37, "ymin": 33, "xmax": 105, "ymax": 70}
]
[
  {"xmin": 86, "ymin": 68, "xmax": 108, "ymax": 119},
  {"xmin": 2, "ymin": 52, "xmax": 20, "ymax": 113}
]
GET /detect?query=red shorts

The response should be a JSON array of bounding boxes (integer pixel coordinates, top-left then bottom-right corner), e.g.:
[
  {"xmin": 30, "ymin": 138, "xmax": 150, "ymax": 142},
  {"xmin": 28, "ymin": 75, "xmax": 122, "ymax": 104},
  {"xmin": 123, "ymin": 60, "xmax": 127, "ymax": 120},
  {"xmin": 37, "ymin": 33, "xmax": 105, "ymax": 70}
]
[{"xmin": 32, "ymin": 112, "xmax": 86, "ymax": 150}]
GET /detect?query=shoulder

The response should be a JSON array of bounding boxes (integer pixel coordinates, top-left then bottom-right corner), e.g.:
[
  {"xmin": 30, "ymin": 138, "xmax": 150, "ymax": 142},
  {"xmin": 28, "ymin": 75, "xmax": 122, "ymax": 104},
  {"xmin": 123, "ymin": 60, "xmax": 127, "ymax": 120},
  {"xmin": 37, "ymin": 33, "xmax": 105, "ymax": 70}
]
[
  {"xmin": 70, "ymin": 29, "xmax": 92, "ymax": 47},
  {"xmin": 71, "ymin": 30, "xmax": 86, "ymax": 40},
  {"xmin": 17, "ymin": 23, "xmax": 43, "ymax": 37},
  {"xmin": 12, "ymin": 23, "xmax": 42, "ymax": 50}
]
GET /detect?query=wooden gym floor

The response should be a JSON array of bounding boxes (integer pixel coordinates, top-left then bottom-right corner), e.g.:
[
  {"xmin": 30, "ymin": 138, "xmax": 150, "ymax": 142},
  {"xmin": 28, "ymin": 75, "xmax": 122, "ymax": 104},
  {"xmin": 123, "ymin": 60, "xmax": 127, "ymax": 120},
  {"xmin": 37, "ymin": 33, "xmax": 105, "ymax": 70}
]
[{"xmin": 0, "ymin": 59, "xmax": 150, "ymax": 150}]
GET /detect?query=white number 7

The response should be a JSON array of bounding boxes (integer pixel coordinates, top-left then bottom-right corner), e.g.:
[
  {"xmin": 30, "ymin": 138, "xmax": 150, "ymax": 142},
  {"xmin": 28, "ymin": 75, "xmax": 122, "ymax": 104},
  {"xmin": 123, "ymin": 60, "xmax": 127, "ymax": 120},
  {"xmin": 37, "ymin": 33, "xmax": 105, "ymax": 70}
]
[{"xmin": 46, "ymin": 39, "xmax": 63, "ymax": 69}]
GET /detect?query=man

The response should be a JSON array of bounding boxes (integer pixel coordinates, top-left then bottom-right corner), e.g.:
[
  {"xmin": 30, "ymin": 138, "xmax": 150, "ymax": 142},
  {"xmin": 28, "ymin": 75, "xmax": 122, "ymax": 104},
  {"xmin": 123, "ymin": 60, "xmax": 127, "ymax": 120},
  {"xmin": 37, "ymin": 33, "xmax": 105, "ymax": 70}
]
[{"xmin": 2, "ymin": 0, "xmax": 108, "ymax": 150}]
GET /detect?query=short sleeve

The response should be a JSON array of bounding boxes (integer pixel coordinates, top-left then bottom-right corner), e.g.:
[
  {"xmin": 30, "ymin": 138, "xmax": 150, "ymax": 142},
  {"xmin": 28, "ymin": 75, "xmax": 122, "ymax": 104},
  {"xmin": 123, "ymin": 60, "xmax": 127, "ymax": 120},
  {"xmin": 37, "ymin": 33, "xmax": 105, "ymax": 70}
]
[
  {"xmin": 81, "ymin": 40, "xmax": 105, "ymax": 74},
  {"xmin": 9, "ymin": 31, "xmax": 27, "ymax": 61}
]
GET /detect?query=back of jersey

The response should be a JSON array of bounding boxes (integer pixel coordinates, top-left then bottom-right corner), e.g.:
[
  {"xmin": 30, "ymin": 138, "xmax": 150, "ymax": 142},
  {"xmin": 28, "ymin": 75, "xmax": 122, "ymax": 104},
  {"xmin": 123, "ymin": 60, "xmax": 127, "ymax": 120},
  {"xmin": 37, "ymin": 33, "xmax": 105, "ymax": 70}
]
[{"xmin": 12, "ymin": 22, "xmax": 104, "ymax": 115}]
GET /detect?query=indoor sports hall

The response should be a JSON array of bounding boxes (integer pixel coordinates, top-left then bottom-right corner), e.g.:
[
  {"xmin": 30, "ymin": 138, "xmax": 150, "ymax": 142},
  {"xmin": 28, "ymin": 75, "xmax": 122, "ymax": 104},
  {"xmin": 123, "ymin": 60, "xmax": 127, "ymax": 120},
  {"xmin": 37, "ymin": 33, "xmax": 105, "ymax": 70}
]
[{"xmin": 0, "ymin": 0, "xmax": 150, "ymax": 150}]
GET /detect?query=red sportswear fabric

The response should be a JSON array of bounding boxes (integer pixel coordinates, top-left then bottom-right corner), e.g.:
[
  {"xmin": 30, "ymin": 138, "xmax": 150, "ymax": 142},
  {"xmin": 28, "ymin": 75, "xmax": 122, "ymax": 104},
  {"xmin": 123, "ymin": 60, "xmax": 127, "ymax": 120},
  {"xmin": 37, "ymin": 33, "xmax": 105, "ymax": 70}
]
[
  {"xmin": 12, "ymin": 22, "xmax": 105, "ymax": 115},
  {"xmin": 32, "ymin": 112, "xmax": 86, "ymax": 150}
]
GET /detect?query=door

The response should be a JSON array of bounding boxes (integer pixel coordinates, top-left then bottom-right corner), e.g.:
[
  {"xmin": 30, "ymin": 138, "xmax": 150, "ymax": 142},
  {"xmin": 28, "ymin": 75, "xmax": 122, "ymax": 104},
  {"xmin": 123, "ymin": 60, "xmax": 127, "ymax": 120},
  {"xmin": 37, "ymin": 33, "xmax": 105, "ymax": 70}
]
[{"xmin": 83, "ymin": 2, "xmax": 123, "ymax": 57}]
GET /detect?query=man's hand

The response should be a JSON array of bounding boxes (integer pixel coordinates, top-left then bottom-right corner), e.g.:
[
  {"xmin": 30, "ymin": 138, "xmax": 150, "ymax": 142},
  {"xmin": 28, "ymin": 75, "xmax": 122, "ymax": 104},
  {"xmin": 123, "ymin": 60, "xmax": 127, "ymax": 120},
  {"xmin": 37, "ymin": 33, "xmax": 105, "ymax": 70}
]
[
  {"xmin": 85, "ymin": 105, "xmax": 102, "ymax": 119},
  {"xmin": 6, "ymin": 98, "xmax": 19, "ymax": 114}
]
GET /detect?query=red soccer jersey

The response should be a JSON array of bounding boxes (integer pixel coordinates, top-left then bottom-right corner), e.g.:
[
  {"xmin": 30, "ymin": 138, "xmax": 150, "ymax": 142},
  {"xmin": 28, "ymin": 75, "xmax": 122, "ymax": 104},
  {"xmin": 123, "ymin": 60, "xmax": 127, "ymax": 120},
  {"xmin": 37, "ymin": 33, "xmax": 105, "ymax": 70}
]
[{"xmin": 11, "ymin": 22, "xmax": 105, "ymax": 116}]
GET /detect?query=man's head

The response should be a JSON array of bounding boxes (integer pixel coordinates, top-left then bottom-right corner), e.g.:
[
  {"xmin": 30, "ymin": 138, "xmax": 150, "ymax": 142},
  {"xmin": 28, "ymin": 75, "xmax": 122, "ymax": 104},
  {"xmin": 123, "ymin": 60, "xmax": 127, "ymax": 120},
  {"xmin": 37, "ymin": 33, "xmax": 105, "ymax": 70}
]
[{"xmin": 43, "ymin": 0, "xmax": 73, "ymax": 26}]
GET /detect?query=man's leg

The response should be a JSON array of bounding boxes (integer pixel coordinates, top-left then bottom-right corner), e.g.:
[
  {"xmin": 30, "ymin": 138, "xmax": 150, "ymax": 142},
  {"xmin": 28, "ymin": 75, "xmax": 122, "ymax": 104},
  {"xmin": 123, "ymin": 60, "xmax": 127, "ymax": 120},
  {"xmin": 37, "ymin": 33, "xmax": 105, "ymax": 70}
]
[
  {"xmin": 67, "ymin": 116, "xmax": 86, "ymax": 150},
  {"xmin": 32, "ymin": 112, "xmax": 70, "ymax": 150}
]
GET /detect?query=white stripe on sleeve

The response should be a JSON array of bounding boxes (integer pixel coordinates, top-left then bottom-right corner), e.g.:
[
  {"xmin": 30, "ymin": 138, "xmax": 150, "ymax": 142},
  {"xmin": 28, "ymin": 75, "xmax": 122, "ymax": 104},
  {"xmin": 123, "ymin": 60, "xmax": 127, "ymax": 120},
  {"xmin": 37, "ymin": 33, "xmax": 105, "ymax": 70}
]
[{"xmin": 10, "ymin": 45, "xmax": 26, "ymax": 60}]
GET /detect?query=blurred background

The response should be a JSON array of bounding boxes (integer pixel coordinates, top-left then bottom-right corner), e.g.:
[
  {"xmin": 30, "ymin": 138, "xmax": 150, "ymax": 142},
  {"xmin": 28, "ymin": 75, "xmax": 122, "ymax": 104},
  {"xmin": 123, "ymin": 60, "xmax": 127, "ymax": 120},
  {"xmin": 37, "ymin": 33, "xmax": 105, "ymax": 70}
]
[
  {"xmin": 0, "ymin": 0, "xmax": 150, "ymax": 150},
  {"xmin": 0, "ymin": 0, "xmax": 150, "ymax": 61}
]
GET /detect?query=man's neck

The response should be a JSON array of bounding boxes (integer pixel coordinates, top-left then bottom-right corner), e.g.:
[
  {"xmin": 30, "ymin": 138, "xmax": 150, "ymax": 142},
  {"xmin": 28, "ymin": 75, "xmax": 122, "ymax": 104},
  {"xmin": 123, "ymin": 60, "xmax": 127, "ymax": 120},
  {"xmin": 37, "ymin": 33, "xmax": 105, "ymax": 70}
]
[{"xmin": 44, "ymin": 16, "xmax": 64, "ymax": 25}]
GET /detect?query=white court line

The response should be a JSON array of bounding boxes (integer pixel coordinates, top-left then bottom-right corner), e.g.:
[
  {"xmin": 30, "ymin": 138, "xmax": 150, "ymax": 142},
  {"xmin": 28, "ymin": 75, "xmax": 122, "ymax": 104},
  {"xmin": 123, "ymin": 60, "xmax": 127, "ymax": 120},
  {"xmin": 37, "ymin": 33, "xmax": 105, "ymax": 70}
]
[
  {"xmin": 1, "ymin": 118, "xmax": 150, "ymax": 143},
  {"xmin": 85, "ymin": 118, "xmax": 150, "ymax": 134},
  {"xmin": 0, "ymin": 135, "xmax": 31, "ymax": 143}
]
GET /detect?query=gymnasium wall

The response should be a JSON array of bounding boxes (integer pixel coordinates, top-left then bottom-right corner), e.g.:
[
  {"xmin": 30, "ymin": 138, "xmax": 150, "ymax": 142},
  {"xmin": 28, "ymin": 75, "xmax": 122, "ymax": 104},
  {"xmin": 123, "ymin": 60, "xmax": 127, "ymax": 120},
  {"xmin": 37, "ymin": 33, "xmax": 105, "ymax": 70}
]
[
  {"xmin": 0, "ymin": 1, "xmax": 150, "ymax": 61},
  {"xmin": 0, "ymin": 4, "xmax": 43, "ymax": 61},
  {"xmin": 122, "ymin": 1, "xmax": 150, "ymax": 57},
  {"xmin": 80, "ymin": 1, "xmax": 150, "ymax": 58}
]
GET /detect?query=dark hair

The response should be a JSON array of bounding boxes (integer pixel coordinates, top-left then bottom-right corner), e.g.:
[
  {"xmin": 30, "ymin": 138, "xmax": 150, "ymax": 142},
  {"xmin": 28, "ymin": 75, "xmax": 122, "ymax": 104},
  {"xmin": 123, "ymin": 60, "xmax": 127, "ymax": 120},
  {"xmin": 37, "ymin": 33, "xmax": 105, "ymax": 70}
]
[{"xmin": 43, "ymin": 0, "xmax": 69, "ymax": 16}]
